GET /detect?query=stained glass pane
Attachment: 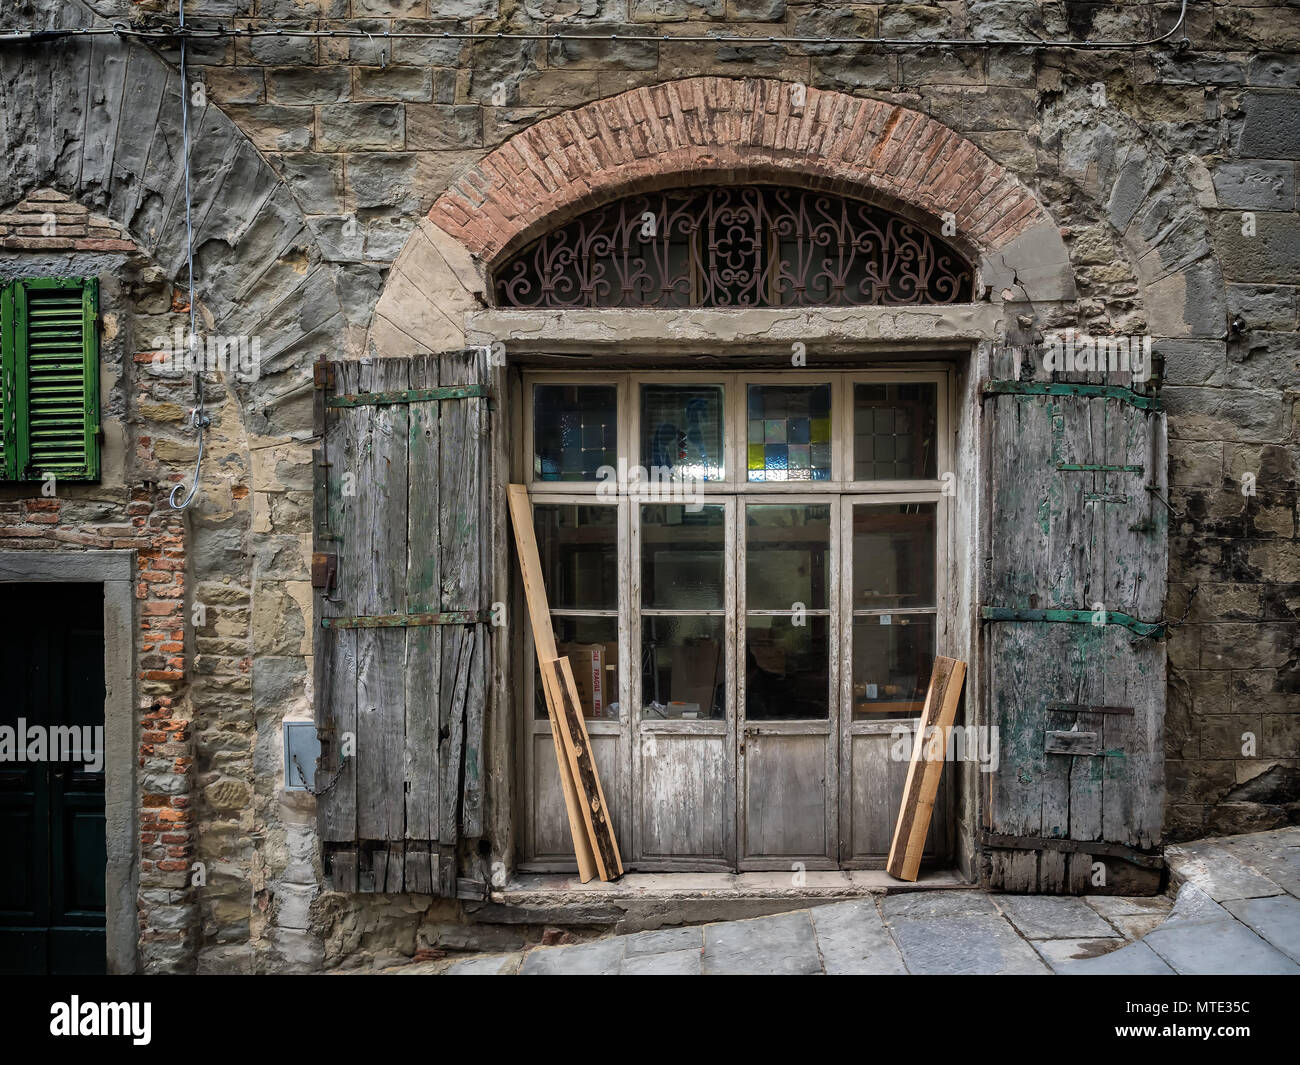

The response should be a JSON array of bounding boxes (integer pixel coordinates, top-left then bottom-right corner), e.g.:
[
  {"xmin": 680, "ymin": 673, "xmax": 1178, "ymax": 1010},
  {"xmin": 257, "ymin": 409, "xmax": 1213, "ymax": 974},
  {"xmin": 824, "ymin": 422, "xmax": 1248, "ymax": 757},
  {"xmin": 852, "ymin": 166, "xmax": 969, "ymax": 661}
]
[
  {"xmin": 746, "ymin": 384, "xmax": 832, "ymax": 481},
  {"xmin": 853, "ymin": 382, "xmax": 938, "ymax": 480},
  {"xmin": 533, "ymin": 384, "xmax": 616, "ymax": 481},
  {"xmin": 640, "ymin": 384, "xmax": 725, "ymax": 482}
]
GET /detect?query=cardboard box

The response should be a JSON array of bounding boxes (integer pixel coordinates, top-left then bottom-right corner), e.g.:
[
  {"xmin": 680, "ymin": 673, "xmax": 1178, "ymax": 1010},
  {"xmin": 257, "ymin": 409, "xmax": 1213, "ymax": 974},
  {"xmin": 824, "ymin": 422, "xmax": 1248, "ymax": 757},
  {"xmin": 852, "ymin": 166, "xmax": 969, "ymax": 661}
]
[{"xmin": 559, "ymin": 642, "xmax": 619, "ymax": 718}]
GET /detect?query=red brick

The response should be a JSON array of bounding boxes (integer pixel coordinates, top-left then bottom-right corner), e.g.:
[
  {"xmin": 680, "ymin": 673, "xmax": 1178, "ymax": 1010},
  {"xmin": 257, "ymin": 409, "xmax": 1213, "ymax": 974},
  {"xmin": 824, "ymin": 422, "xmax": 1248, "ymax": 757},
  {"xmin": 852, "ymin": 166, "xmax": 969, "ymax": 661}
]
[{"xmin": 429, "ymin": 77, "xmax": 1043, "ymax": 264}]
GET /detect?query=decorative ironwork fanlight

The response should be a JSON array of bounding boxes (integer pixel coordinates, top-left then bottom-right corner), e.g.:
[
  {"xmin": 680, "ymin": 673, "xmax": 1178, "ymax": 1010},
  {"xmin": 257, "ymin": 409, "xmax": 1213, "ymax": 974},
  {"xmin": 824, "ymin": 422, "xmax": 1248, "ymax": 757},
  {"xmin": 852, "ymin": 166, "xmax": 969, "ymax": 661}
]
[{"xmin": 494, "ymin": 185, "xmax": 974, "ymax": 309}]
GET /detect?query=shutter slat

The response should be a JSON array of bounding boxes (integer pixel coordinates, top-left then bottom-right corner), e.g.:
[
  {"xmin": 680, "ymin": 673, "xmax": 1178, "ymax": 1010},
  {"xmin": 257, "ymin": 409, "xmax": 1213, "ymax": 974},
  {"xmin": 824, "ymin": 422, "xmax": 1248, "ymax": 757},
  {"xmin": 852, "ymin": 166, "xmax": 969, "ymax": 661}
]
[{"xmin": 20, "ymin": 282, "xmax": 96, "ymax": 479}]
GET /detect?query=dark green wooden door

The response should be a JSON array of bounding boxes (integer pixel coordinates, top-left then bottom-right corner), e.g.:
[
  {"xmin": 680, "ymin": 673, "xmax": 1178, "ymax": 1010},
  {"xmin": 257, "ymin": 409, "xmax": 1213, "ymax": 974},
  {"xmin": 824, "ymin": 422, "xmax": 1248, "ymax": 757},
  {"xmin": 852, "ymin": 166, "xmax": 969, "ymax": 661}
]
[{"xmin": 0, "ymin": 582, "xmax": 106, "ymax": 974}]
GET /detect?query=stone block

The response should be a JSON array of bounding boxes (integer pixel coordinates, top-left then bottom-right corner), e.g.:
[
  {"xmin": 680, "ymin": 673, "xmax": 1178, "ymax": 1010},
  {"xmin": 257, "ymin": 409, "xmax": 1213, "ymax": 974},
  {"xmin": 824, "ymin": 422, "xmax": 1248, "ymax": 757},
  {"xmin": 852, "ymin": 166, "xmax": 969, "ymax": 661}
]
[
  {"xmin": 810, "ymin": 899, "xmax": 907, "ymax": 975},
  {"xmin": 319, "ymin": 104, "xmax": 406, "ymax": 151},
  {"xmin": 1238, "ymin": 92, "xmax": 1300, "ymax": 159},
  {"xmin": 701, "ymin": 911, "xmax": 821, "ymax": 975},
  {"xmin": 1212, "ymin": 161, "xmax": 1295, "ymax": 211}
]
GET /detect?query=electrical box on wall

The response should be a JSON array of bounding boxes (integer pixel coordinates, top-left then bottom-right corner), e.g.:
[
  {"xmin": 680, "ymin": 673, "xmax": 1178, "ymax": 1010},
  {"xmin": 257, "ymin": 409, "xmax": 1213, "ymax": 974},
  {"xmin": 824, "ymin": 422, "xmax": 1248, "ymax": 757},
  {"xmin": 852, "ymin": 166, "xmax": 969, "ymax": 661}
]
[{"xmin": 283, "ymin": 721, "xmax": 320, "ymax": 792}]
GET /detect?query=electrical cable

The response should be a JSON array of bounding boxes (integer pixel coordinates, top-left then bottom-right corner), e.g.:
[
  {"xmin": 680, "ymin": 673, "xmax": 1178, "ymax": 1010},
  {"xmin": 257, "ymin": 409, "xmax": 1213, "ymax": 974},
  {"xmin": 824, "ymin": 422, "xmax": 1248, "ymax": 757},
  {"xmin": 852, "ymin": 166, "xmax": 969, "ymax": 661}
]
[
  {"xmin": 0, "ymin": 0, "xmax": 1190, "ymax": 52},
  {"xmin": 168, "ymin": 0, "xmax": 209, "ymax": 512}
]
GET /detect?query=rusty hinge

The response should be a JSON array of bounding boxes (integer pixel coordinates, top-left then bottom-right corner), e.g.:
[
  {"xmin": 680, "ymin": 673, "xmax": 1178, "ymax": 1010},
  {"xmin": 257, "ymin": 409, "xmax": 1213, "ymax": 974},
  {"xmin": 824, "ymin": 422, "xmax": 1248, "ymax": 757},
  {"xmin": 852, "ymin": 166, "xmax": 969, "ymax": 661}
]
[
  {"xmin": 311, "ymin": 552, "xmax": 337, "ymax": 592},
  {"xmin": 314, "ymin": 361, "xmax": 335, "ymax": 391}
]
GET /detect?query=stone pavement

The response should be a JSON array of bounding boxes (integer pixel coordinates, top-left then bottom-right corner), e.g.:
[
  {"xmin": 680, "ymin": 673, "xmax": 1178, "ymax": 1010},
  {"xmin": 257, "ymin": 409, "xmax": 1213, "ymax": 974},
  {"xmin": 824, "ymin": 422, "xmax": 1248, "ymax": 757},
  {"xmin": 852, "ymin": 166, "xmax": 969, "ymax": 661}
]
[{"xmin": 398, "ymin": 827, "xmax": 1300, "ymax": 976}]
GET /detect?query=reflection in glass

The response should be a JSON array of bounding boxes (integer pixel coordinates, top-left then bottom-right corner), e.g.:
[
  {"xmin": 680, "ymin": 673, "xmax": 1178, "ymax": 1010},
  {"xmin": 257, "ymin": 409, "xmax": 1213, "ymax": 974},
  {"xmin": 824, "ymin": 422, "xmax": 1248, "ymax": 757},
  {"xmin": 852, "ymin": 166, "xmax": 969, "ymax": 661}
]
[
  {"xmin": 744, "ymin": 616, "xmax": 829, "ymax": 720},
  {"xmin": 851, "ymin": 615, "xmax": 935, "ymax": 719},
  {"xmin": 745, "ymin": 504, "xmax": 831, "ymax": 610},
  {"xmin": 746, "ymin": 384, "xmax": 832, "ymax": 481},
  {"xmin": 535, "ymin": 615, "xmax": 620, "ymax": 720},
  {"xmin": 534, "ymin": 504, "xmax": 618, "ymax": 611},
  {"xmin": 641, "ymin": 384, "xmax": 725, "ymax": 482},
  {"xmin": 641, "ymin": 616, "xmax": 725, "ymax": 720},
  {"xmin": 853, "ymin": 382, "xmax": 937, "ymax": 480},
  {"xmin": 640, "ymin": 504, "xmax": 725, "ymax": 610},
  {"xmin": 852, "ymin": 503, "xmax": 936, "ymax": 609},
  {"xmin": 534, "ymin": 384, "xmax": 617, "ymax": 481}
]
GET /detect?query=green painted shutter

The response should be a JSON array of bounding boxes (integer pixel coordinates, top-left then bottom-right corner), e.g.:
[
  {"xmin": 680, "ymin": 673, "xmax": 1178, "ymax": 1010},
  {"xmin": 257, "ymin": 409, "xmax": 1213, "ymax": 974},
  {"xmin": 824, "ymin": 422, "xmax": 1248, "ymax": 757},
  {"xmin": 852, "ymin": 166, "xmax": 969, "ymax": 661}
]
[{"xmin": 0, "ymin": 278, "xmax": 100, "ymax": 482}]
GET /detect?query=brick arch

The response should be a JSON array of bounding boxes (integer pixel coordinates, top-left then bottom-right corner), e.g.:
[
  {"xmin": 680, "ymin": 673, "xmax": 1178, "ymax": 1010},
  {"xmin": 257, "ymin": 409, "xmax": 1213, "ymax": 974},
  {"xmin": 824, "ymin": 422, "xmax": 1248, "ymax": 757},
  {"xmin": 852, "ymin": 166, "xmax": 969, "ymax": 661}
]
[{"xmin": 431, "ymin": 77, "xmax": 1062, "ymax": 282}]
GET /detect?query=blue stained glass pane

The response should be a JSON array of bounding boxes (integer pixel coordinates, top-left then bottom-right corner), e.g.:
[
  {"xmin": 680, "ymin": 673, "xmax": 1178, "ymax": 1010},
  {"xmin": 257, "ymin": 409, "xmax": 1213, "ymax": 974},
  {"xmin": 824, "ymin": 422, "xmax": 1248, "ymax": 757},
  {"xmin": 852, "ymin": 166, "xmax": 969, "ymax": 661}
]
[
  {"xmin": 534, "ymin": 384, "xmax": 617, "ymax": 481},
  {"xmin": 811, "ymin": 467, "xmax": 831, "ymax": 480},
  {"xmin": 787, "ymin": 418, "xmax": 810, "ymax": 444},
  {"xmin": 763, "ymin": 419, "xmax": 786, "ymax": 443},
  {"xmin": 765, "ymin": 444, "xmax": 788, "ymax": 470}
]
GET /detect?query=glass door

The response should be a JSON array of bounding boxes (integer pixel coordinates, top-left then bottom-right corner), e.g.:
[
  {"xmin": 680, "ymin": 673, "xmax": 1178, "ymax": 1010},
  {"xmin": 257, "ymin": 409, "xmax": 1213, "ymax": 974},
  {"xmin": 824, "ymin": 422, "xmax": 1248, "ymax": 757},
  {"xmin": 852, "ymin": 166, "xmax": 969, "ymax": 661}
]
[
  {"xmin": 737, "ymin": 499, "xmax": 839, "ymax": 867},
  {"xmin": 631, "ymin": 500, "xmax": 736, "ymax": 867}
]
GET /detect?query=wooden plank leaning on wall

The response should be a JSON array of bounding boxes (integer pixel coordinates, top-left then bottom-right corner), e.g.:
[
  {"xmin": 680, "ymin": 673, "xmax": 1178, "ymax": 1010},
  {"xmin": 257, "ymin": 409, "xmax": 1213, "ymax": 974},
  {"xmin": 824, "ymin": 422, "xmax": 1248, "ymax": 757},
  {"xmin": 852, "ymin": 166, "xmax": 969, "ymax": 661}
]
[
  {"xmin": 508, "ymin": 484, "xmax": 624, "ymax": 882},
  {"xmin": 887, "ymin": 656, "xmax": 967, "ymax": 882}
]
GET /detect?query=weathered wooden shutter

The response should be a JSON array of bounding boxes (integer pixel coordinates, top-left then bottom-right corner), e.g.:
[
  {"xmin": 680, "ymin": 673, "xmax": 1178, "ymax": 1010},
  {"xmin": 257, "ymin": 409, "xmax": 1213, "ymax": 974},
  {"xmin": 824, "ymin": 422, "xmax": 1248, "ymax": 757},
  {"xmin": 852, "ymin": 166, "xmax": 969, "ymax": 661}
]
[
  {"xmin": 982, "ymin": 370, "xmax": 1167, "ymax": 894},
  {"xmin": 0, "ymin": 278, "xmax": 100, "ymax": 482},
  {"xmin": 313, "ymin": 351, "xmax": 492, "ymax": 895}
]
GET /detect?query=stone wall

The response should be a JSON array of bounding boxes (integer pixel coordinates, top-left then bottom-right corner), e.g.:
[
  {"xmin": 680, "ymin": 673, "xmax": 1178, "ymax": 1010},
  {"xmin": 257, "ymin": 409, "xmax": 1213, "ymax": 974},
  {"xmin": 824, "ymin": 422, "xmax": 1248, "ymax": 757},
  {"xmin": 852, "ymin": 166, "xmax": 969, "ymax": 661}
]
[{"xmin": 0, "ymin": 0, "xmax": 1297, "ymax": 971}]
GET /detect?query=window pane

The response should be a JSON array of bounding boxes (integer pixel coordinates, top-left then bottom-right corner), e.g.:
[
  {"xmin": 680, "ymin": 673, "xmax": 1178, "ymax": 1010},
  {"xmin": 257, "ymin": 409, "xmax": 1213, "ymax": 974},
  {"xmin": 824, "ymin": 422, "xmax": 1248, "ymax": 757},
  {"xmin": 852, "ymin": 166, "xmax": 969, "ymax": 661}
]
[
  {"xmin": 853, "ymin": 382, "xmax": 938, "ymax": 480},
  {"xmin": 534, "ymin": 504, "xmax": 617, "ymax": 611},
  {"xmin": 745, "ymin": 504, "xmax": 831, "ymax": 610},
  {"xmin": 534, "ymin": 616, "xmax": 621, "ymax": 720},
  {"xmin": 852, "ymin": 503, "xmax": 936, "ymax": 610},
  {"xmin": 640, "ymin": 504, "xmax": 725, "ymax": 610},
  {"xmin": 640, "ymin": 384, "xmax": 725, "ymax": 482},
  {"xmin": 744, "ymin": 616, "xmax": 829, "ymax": 720},
  {"xmin": 746, "ymin": 384, "xmax": 832, "ymax": 482},
  {"xmin": 533, "ymin": 384, "xmax": 617, "ymax": 481},
  {"xmin": 851, "ymin": 614, "xmax": 935, "ymax": 719},
  {"xmin": 641, "ymin": 616, "xmax": 725, "ymax": 719}
]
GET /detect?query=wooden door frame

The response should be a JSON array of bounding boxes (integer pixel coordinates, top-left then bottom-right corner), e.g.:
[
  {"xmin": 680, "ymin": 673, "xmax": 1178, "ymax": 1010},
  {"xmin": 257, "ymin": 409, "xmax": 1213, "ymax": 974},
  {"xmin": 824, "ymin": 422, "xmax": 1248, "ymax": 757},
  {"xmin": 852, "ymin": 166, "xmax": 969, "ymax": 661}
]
[
  {"xmin": 509, "ymin": 364, "xmax": 966, "ymax": 873},
  {"xmin": 0, "ymin": 550, "xmax": 137, "ymax": 973}
]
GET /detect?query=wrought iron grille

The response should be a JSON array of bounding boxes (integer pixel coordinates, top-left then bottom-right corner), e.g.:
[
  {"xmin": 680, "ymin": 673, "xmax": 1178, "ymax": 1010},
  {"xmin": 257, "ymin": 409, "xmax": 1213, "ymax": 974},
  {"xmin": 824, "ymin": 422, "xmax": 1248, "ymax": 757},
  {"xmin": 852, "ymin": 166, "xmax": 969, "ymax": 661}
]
[{"xmin": 494, "ymin": 185, "xmax": 974, "ymax": 309}]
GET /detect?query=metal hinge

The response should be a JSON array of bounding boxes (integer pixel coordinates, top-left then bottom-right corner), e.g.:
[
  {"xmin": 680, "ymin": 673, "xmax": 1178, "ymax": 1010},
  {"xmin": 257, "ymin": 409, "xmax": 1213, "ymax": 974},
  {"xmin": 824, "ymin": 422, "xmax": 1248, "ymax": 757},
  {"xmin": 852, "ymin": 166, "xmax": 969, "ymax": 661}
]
[
  {"xmin": 311, "ymin": 552, "xmax": 337, "ymax": 592},
  {"xmin": 981, "ymin": 606, "xmax": 1164, "ymax": 639},
  {"xmin": 314, "ymin": 361, "xmax": 335, "ymax": 391}
]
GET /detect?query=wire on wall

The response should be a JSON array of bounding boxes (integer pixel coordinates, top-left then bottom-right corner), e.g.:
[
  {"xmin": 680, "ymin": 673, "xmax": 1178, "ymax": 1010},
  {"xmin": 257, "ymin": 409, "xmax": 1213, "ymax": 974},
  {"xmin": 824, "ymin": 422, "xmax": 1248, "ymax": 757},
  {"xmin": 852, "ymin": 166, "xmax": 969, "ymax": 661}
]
[
  {"xmin": 168, "ymin": 0, "xmax": 209, "ymax": 512},
  {"xmin": 1, "ymin": 0, "xmax": 1190, "ymax": 53}
]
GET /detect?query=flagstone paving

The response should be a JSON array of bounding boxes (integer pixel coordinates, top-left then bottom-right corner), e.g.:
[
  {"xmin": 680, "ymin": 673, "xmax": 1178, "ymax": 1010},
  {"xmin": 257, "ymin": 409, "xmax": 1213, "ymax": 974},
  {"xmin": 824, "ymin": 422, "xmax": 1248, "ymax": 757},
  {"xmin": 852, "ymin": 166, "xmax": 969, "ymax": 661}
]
[{"xmin": 398, "ymin": 827, "xmax": 1300, "ymax": 976}]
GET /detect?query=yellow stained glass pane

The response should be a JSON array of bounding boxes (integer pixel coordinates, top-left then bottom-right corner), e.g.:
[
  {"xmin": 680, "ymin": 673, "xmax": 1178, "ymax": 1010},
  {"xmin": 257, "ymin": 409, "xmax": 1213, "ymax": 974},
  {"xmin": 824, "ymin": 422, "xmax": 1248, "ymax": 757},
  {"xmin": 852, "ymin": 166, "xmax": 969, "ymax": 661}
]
[
  {"xmin": 747, "ymin": 443, "xmax": 766, "ymax": 471},
  {"xmin": 810, "ymin": 417, "xmax": 831, "ymax": 444}
]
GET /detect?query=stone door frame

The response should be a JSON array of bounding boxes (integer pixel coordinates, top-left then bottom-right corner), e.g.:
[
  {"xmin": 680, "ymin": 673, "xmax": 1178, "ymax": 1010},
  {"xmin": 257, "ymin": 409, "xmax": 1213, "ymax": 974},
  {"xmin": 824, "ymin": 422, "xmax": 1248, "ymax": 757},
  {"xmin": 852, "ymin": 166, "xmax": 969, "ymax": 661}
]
[{"xmin": 0, "ymin": 549, "xmax": 138, "ymax": 974}]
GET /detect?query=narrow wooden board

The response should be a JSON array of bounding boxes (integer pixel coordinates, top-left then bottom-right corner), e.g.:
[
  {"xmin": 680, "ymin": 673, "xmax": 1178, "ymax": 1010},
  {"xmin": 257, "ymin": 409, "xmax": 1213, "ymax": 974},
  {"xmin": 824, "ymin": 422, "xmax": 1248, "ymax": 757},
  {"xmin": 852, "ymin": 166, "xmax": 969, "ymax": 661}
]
[
  {"xmin": 507, "ymin": 483, "xmax": 598, "ymax": 882},
  {"xmin": 1044, "ymin": 730, "xmax": 1102, "ymax": 756},
  {"xmin": 547, "ymin": 655, "xmax": 624, "ymax": 880},
  {"xmin": 886, "ymin": 655, "xmax": 967, "ymax": 882}
]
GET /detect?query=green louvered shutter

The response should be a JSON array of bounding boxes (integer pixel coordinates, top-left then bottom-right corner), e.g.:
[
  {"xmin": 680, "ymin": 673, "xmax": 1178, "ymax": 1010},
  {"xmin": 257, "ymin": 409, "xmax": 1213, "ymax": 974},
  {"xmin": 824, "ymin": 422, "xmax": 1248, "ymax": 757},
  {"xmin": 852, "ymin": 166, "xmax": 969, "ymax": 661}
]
[{"xmin": 0, "ymin": 278, "xmax": 100, "ymax": 482}]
